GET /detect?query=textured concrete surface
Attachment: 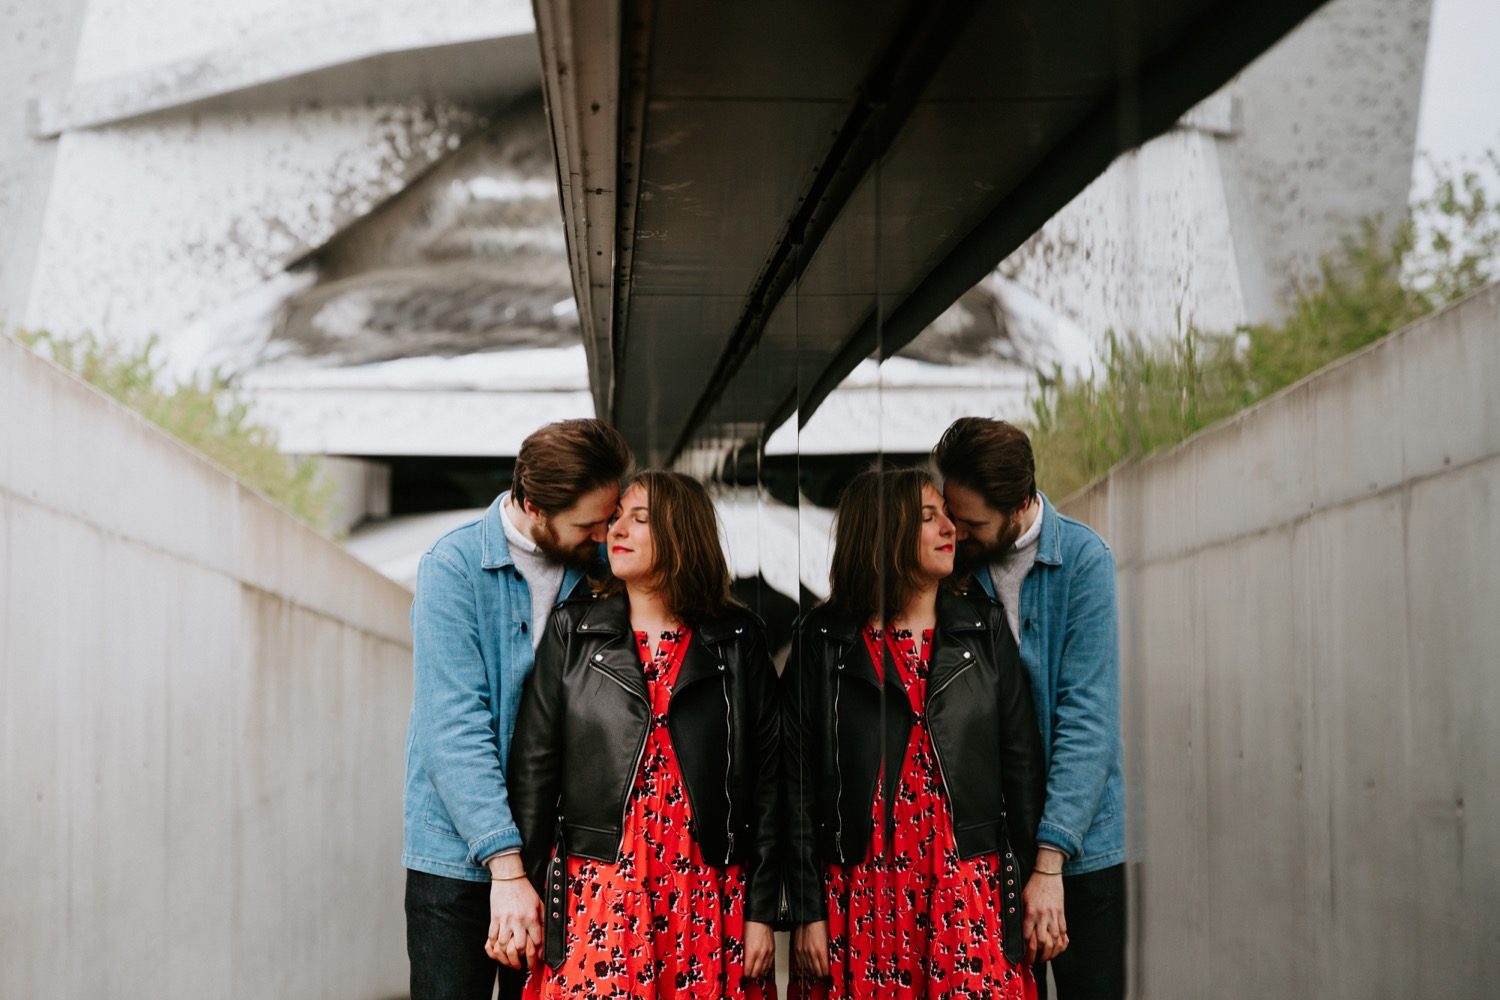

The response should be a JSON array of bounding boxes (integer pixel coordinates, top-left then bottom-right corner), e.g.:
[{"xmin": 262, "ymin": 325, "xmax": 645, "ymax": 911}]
[
  {"xmin": 1060, "ymin": 282, "xmax": 1500, "ymax": 998},
  {"xmin": 36, "ymin": 0, "xmax": 533, "ymax": 132},
  {"xmin": 22, "ymin": 100, "xmax": 486, "ymax": 353},
  {"xmin": 0, "ymin": 0, "xmax": 88, "ymax": 321},
  {"xmin": 0, "ymin": 333, "xmax": 415, "ymax": 999},
  {"xmin": 1003, "ymin": 0, "xmax": 1432, "ymax": 340},
  {"xmin": 4, "ymin": 0, "xmax": 533, "ymax": 363}
]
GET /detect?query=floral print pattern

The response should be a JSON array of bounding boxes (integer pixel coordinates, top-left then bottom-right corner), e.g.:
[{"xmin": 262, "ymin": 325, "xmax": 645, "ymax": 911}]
[
  {"xmin": 523, "ymin": 629, "xmax": 776, "ymax": 1000},
  {"xmin": 790, "ymin": 628, "xmax": 1035, "ymax": 1000}
]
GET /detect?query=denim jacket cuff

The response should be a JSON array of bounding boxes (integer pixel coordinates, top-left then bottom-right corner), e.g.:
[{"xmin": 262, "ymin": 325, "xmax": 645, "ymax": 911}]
[
  {"xmin": 1036, "ymin": 819, "xmax": 1084, "ymax": 859},
  {"xmin": 469, "ymin": 826, "xmax": 522, "ymax": 865}
]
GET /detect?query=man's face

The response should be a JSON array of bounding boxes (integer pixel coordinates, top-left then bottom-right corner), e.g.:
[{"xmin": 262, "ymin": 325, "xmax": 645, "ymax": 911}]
[
  {"xmin": 531, "ymin": 483, "xmax": 619, "ymax": 568},
  {"xmin": 943, "ymin": 481, "xmax": 1024, "ymax": 564}
]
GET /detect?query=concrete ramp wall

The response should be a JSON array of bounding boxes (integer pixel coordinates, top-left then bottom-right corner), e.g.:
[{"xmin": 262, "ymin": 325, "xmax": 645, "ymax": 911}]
[
  {"xmin": 1061, "ymin": 283, "xmax": 1500, "ymax": 998},
  {"xmin": 0, "ymin": 334, "xmax": 414, "ymax": 999}
]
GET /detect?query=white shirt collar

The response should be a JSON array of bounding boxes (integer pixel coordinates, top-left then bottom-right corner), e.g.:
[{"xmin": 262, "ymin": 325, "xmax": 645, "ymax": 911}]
[
  {"xmin": 501, "ymin": 494, "xmax": 542, "ymax": 557},
  {"xmin": 1012, "ymin": 495, "xmax": 1043, "ymax": 552}
]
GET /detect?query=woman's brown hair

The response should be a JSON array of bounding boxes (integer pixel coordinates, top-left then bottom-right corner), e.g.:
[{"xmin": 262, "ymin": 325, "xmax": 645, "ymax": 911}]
[
  {"xmin": 607, "ymin": 470, "xmax": 739, "ymax": 624},
  {"xmin": 828, "ymin": 467, "xmax": 936, "ymax": 625}
]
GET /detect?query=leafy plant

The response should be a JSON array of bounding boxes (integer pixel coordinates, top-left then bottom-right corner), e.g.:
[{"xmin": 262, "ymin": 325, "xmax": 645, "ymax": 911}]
[
  {"xmin": 13, "ymin": 330, "xmax": 337, "ymax": 531},
  {"xmin": 1028, "ymin": 155, "xmax": 1500, "ymax": 500}
]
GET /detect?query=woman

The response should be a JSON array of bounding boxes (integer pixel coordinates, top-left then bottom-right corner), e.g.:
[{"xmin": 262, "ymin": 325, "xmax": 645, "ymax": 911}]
[
  {"xmin": 783, "ymin": 467, "xmax": 1048, "ymax": 999},
  {"xmin": 508, "ymin": 470, "xmax": 779, "ymax": 999}
]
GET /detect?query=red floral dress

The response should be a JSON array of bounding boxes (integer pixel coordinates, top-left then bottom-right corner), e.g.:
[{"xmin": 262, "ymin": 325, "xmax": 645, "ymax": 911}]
[
  {"xmin": 523, "ymin": 629, "xmax": 777, "ymax": 1000},
  {"xmin": 791, "ymin": 628, "xmax": 1035, "ymax": 1000}
]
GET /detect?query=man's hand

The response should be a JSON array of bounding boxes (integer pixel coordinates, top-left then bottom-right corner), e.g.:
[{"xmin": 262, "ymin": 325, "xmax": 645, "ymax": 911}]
[
  {"xmin": 1023, "ymin": 847, "xmax": 1069, "ymax": 963},
  {"xmin": 793, "ymin": 920, "xmax": 831, "ymax": 979},
  {"xmin": 743, "ymin": 920, "xmax": 775, "ymax": 979},
  {"xmin": 483, "ymin": 854, "xmax": 544, "ymax": 969}
]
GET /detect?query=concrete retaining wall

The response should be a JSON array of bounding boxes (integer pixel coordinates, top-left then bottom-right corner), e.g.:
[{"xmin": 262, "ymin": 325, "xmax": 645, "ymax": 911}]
[
  {"xmin": 1060, "ymin": 282, "xmax": 1500, "ymax": 997},
  {"xmin": 0, "ymin": 333, "xmax": 415, "ymax": 999}
]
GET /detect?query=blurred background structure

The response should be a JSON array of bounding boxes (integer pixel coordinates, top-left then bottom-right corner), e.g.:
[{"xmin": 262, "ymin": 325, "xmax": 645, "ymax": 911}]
[{"xmin": 2, "ymin": 0, "xmax": 1497, "ymax": 996}]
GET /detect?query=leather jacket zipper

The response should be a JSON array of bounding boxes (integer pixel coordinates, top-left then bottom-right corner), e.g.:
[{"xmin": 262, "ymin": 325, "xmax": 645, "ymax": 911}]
[
  {"xmin": 721, "ymin": 664, "xmax": 735, "ymax": 864},
  {"xmin": 924, "ymin": 657, "xmax": 975, "ymax": 812},
  {"xmin": 831, "ymin": 644, "xmax": 846, "ymax": 863},
  {"xmin": 587, "ymin": 662, "xmax": 650, "ymax": 862},
  {"xmin": 928, "ymin": 660, "xmax": 975, "ymax": 699}
]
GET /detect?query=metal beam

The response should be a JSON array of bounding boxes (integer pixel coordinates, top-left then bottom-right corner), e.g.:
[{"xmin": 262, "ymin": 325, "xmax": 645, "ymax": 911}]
[{"xmin": 661, "ymin": 0, "xmax": 982, "ymax": 460}]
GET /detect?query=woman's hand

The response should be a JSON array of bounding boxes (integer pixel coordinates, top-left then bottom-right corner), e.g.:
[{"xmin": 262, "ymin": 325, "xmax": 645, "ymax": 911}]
[
  {"xmin": 793, "ymin": 920, "xmax": 831, "ymax": 978},
  {"xmin": 743, "ymin": 920, "xmax": 775, "ymax": 979}
]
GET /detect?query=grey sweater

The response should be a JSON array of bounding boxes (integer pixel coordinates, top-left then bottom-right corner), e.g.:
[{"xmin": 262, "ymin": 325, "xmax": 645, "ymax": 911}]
[{"xmin": 986, "ymin": 502, "xmax": 1043, "ymax": 643}]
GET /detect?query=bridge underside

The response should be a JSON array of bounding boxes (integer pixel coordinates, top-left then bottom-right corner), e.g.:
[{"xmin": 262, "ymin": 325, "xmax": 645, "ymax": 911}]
[{"xmin": 533, "ymin": 0, "xmax": 1329, "ymax": 466}]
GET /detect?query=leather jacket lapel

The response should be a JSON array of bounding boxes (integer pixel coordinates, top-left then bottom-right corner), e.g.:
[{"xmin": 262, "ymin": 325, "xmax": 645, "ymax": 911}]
[
  {"xmin": 673, "ymin": 616, "xmax": 745, "ymax": 696},
  {"xmin": 575, "ymin": 594, "xmax": 647, "ymax": 701},
  {"xmin": 844, "ymin": 626, "xmax": 885, "ymax": 691},
  {"xmin": 927, "ymin": 590, "xmax": 987, "ymax": 698}
]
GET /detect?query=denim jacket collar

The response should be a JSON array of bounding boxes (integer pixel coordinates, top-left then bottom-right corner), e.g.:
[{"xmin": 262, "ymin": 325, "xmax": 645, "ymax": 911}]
[
  {"xmin": 1034, "ymin": 492, "xmax": 1064, "ymax": 568},
  {"xmin": 479, "ymin": 491, "xmax": 591, "ymax": 598},
  {"xmin": 966, "ymin": 492, "xmax": 1063, "ymax": 602},
  {"xmin": 479, "ymin": 493, "xmax": 515, "ymax": 570}
]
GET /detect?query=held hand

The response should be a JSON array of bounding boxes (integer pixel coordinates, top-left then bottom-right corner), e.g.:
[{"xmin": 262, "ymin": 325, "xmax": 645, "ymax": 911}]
[
  {"xmin": 743, "ymin": 920, "xmax": 775, "ymax": 979},
  {"xmin": 484, "ymin": 859, "xmax": 544, "ymax": 970},
  {"xmin": 793, "ymin": 920, "xmax": 831, "ymax": 979},
  {"xmin": 1022, "ymin": 863, "xmax": 1068, "ymax": 963}
]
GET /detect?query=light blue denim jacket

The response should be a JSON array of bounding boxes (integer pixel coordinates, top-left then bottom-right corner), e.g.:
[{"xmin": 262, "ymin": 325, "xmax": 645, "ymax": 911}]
[
  {"xmin": 976, "ymin": 493, "xmax": 1125, "ymax": 875},
  {"xmin": 403, "ymin": 494, "xmax": 591, "ymax": 881}
]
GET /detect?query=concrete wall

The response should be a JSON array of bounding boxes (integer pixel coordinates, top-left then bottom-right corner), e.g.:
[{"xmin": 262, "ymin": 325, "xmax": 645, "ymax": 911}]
[
  {"xmin": 2, "ymin": 0, "xmax": 535, "ymax": 369},
  {"xmin": 1003, "ymin": 0, "xmax": 1432, "ymax": 340},
  {"xmin": 0, "ymin": 0, "xmax": 89, "ymax": 320},
  {"xmin": 0, "ymin": 333, "xmax": 415, "ymax": 999},
  {"xmin": 1059, "ymin": 282, "xmax": 1500, "ymax": 998}
]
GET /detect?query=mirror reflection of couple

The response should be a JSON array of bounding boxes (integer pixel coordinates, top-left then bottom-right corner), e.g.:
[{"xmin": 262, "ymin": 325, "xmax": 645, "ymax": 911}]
[{"xmin": 404, "ymin": 418, "xmax": 1124, "ymax": 1000}]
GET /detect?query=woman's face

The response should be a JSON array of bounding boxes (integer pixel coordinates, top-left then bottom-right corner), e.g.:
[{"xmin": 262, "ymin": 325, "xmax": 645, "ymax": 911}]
[
  {"xmin": 915, "ymin": 483, "xmax": 957, "ymax": 582},
  {"xmin": 607, "ymin": 482, "xmax": 657, "ymax": 584}
]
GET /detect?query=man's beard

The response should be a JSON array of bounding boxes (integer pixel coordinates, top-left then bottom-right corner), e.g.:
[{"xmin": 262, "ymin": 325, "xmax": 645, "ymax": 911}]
[
  {"xmin": 959, "ymin": 513, "xmax": 1024, "ymax": 565},
  {"xmin": 533, "ymin": 517, "xmax": 598, "ymax": 569}
]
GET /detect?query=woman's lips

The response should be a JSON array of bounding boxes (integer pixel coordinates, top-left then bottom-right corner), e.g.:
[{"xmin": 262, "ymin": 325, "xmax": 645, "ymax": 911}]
[{"xmin": 610, "ymin": 546, "xmax": 632, "ymax": 554}]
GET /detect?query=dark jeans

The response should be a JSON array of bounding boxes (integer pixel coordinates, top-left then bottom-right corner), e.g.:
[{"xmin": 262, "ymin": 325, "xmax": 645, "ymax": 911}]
[
  {"xmin": 1035, "ymin": 863, "xmax": 1126, "ymax": 1000},
  {"xmin": 406, "ymin": 869, "xmax": 526, "ymax": 1000}
]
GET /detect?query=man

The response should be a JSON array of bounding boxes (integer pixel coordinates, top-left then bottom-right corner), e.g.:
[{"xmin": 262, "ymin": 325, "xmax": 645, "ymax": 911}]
[
  {"xmin": 403, "ymin": 418, "xmax": 632, "ymax": 1000},
  {"xmin": 933, "ymin": 417, "xmax": 1125, "ymax": 1000}
]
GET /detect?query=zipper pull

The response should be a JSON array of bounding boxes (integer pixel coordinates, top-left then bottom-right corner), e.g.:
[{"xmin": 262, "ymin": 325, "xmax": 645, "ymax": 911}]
[
  {"xmin": 727, "ymin": 831, "xmax": 736, "ymax": 859},
  {"xmin": 835, "ymin": 831, "xmax": 844, "ymax": 861}
]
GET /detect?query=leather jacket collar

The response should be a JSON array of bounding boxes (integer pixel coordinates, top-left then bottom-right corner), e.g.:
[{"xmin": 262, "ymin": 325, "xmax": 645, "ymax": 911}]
[
  {"xmin": 569, "ymin": 591, "xmax": 749, "ymax": 699},
  {"xmin": 813, "ymin": 589, "xmax": 990, "ymax": 691}
]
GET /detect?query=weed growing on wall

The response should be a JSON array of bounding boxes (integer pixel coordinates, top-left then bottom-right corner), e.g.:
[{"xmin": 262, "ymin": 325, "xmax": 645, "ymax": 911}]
[
  {"xmin": 13, "ymin": 330, "xmax": 337, "ymax": 531},
  {"xmin": 1028, "ymin": 156, "xmax": 1500, "ymax": 500}
]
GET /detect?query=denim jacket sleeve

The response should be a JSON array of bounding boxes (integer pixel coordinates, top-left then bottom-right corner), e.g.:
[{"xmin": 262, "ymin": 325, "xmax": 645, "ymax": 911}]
[
  {"xmin": 409, "ymin": 551, "xmax": 520, "ymax": 863},
  {"xmin": 1035, "ymin": 537, "xmax": 1121, "ymax": 859}
]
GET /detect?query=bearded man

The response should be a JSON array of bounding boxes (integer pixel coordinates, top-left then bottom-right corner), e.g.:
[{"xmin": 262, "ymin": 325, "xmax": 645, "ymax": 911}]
[
  {"xmin": 403, "ymin": 418, "xmax": 632, "ymax": 1000},
  {"xmin": 934, "ymin": 417, "xmax": 1125, "ymax": 1000}
]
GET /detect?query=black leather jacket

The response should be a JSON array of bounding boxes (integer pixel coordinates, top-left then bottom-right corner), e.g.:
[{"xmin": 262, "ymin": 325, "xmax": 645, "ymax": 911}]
[
  {"xmin": 781, "ymin": 590, "xmax": 1045, "ymax": 964},
  {"xmin": 508, "ymin": 591, "xmax": 781, "ymax": 967}
]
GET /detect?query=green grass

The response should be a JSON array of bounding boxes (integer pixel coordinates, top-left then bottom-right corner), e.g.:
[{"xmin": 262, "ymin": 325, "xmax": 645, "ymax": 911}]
[
  {"xmin": 13, "ymin": 330, "xmax": 338, "ymax": 531},
  {"xmin": 1028, "ymin": 155, "xmax": 1500, "ymax": 500}
]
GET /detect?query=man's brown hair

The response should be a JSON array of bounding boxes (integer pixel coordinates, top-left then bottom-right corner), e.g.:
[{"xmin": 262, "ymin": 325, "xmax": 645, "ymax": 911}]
[
  {"xmin": 932, "ymin": 417, "xmax": 1036, "ymax": 514},
  {"xmin": 608, "ymin": 470, "xmax": 739, "ymax": 625},
  {"xmin": 511, "ymin": 418, "xmax": 633, "ymax": 514},
  {"xmin": 828, "ymin": 467, "xmax": 935, "ymax": 625}
]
